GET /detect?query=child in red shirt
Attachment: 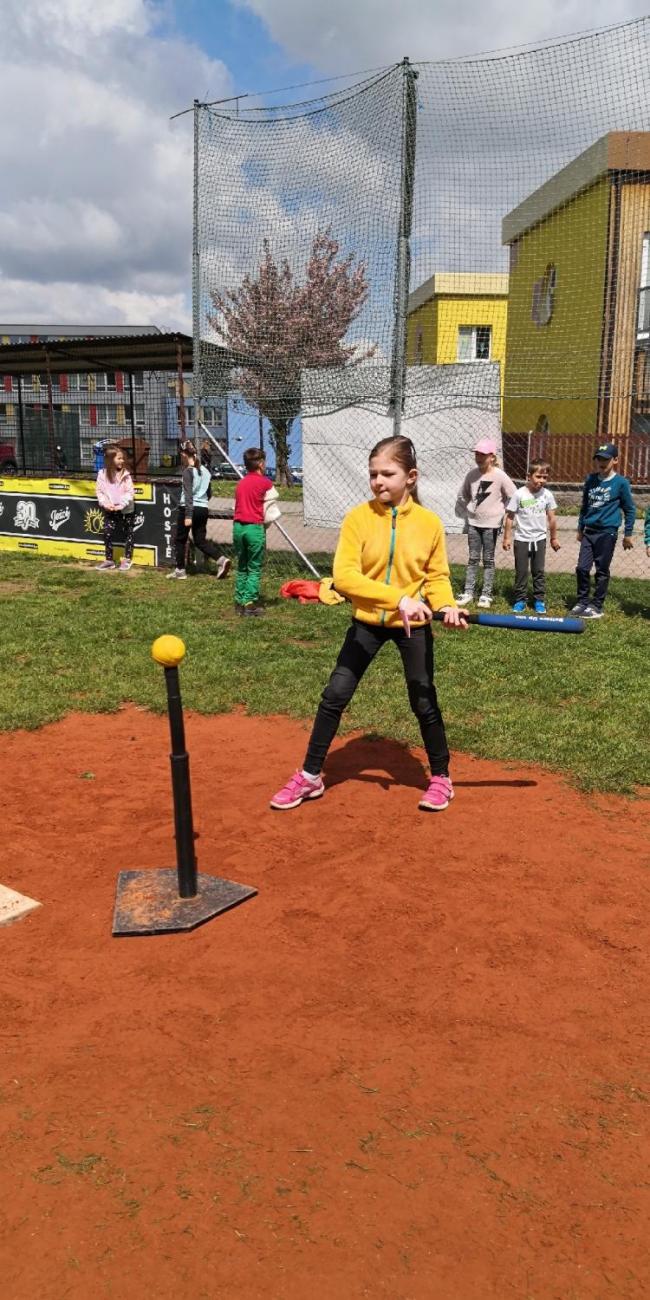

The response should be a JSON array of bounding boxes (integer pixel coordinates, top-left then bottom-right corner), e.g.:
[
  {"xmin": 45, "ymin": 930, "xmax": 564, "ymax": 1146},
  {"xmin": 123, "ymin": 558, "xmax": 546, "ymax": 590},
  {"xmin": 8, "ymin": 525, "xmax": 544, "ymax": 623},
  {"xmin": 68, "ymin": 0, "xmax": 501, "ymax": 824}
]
[{"xmin": 233, "ymin": 447, "xmax": 274, "ymax": 616}]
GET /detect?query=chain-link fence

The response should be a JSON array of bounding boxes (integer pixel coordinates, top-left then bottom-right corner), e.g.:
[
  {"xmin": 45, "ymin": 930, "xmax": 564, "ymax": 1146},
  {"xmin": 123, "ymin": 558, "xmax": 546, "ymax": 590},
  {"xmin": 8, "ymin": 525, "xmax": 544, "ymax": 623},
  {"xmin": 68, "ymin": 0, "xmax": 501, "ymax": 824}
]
[{"xmin": 193, "ymin": 18, "xmax": 650, "ymax": 587}]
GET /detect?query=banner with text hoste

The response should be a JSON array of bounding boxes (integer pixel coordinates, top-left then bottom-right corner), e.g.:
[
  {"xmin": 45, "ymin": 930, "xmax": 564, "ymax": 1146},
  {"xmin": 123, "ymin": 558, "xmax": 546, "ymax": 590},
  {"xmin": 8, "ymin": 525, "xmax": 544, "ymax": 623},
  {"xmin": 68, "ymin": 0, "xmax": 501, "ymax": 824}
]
[{"xmin": 0, "ymin": 478, "xmax": 180, "ymax": 566}]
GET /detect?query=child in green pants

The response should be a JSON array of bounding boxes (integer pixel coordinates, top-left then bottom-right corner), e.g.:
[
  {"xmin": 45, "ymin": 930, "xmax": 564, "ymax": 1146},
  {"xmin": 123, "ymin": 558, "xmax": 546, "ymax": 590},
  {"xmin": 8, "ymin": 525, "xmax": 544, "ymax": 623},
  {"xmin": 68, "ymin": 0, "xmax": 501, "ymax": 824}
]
[{"xmin": 233, "ymin": 447, "xmax": 274, "ymax": 616}]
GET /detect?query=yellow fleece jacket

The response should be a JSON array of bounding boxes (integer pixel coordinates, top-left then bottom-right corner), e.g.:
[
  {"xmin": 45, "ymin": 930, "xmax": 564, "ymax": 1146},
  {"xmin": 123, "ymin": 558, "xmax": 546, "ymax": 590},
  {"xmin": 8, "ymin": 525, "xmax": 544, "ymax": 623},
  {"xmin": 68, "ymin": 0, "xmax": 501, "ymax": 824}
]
[{"xmin": 332, "ymin": 497, "xmax": 456, "ymax": 628}]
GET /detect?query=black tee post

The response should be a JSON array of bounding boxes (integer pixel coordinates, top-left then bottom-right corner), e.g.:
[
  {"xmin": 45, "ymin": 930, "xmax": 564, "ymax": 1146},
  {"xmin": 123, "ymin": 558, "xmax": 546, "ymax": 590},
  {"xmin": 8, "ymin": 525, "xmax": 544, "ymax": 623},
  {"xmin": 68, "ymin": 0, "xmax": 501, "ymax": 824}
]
[
  {"xmin": 164, "ymin": 663, "xmax": 198, "ymax": 898},
  {"xmin": 112, "ymin": 635, "xmax": 257, "ymax": 936}
]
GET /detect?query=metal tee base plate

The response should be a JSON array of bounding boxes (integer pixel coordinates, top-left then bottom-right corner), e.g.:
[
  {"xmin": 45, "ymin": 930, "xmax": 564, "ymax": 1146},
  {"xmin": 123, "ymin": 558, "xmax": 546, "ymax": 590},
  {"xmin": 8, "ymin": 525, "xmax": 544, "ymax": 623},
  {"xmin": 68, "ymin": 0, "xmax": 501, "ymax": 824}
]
[{"xmin": 113, "ymin": 868, "xmax": 257, "ymax": 936}]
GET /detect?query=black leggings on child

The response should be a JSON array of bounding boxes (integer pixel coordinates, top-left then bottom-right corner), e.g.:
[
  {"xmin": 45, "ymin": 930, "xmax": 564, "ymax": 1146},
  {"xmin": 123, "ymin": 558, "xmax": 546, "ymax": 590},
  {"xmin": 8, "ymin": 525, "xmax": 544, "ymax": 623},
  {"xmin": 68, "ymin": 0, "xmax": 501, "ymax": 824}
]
[
  {"xmin": 104, "ymin": 510, "xmax": 134, "ymax": 561},
  {"xmin": 304, "ymin": 619, "xmax": 450, "ymax": 777},
  {"xmin": 174, "ymin": 507, "xmax": 225, "ymax": 570}
]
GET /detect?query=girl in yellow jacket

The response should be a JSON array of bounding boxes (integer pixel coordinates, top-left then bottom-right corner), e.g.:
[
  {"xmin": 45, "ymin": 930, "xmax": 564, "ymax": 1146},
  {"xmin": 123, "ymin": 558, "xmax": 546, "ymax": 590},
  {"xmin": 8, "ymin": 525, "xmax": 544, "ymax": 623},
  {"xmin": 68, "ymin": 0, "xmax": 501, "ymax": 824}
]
[{"xmin": 270, "ymin": 435, "xmax": 468, "ymax": 814}]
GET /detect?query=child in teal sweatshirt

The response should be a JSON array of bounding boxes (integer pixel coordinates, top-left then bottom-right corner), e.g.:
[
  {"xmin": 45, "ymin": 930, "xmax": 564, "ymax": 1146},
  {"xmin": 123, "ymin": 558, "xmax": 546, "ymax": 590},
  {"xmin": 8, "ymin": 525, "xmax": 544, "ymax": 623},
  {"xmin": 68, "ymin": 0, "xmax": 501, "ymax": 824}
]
[{"xmin": 571, "ymin": 443, "xmax": 635, "ymax": 619}]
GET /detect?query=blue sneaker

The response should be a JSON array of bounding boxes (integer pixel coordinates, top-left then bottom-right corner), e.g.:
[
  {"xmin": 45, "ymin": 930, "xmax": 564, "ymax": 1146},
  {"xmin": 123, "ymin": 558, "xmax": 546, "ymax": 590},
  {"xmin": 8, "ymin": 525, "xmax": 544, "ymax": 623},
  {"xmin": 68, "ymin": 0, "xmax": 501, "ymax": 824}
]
[
  {"xmin": 512, "ymin": 600, "xmax": 526, "ymax": 613},
  {"xmin": 534, "ymin": 601, "xmax": 547, "ymax": 614}
]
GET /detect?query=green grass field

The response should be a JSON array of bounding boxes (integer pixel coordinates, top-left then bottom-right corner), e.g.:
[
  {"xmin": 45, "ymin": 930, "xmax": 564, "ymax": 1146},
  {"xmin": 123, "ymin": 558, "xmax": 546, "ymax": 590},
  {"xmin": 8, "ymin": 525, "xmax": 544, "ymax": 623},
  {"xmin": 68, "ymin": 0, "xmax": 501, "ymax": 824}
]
[{"xmin": 0, "ymin": 552, "xmax": 647, "ymax": 792}]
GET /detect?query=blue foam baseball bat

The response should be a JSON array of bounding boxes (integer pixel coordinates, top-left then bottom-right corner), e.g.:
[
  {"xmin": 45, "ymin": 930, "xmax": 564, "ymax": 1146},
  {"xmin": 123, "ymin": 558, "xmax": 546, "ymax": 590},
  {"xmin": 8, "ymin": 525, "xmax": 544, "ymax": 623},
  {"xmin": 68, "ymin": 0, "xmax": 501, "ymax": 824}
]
[{"xmin": 431, "ymin": 610, "xmax": 584, "ymax": 634}]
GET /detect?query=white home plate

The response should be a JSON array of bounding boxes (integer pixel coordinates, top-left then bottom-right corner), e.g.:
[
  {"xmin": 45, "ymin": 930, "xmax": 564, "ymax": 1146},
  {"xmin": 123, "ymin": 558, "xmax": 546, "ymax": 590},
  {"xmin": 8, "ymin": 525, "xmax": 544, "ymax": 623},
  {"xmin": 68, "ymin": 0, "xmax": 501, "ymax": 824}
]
[{"xmin": 0, "ymin": 884, "xmax": 41, "ymax": 927}]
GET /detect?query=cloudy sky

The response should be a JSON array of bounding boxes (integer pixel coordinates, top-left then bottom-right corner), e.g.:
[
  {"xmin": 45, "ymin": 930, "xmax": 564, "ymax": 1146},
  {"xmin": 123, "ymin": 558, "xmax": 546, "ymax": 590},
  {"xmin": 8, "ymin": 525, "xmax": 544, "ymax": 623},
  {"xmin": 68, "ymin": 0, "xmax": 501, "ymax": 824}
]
[{"xmin": 1, "ymin": 0, "xmax": 648, "ymax": 331}]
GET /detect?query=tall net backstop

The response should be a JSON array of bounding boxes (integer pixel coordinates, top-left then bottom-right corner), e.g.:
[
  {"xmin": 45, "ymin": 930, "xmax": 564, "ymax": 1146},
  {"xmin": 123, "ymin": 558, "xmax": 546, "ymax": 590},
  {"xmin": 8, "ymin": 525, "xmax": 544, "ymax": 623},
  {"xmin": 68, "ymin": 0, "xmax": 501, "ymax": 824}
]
[{"xmin": 194, "ymin": 18, "xmax": 650, "ymax": 585}]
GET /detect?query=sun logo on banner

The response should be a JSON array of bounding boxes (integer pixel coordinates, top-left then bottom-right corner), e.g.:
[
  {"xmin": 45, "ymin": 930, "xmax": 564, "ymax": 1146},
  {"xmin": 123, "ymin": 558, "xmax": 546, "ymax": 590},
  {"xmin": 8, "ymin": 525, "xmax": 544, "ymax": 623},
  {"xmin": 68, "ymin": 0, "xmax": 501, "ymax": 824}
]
[{"xmin": 83, "ymin": 507, "xmax": 105, "ymax": 535}]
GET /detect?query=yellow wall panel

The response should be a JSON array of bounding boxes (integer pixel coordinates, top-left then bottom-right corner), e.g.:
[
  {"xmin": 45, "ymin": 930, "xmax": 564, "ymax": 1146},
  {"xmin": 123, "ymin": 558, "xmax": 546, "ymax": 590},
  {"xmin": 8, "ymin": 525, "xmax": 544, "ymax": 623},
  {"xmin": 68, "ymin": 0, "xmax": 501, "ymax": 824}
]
[
  {"xmin": 406, "ymin": 302, "xmax": 437, "ymax": 365},
  {"xmin": 502, "ymin": 177, "xmax": 610, "ymax": 434}
]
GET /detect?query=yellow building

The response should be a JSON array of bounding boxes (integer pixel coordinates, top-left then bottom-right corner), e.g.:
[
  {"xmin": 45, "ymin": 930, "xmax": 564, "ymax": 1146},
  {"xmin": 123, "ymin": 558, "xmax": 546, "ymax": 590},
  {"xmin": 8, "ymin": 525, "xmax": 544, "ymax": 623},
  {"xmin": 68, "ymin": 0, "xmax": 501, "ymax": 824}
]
[
  {"xmin": 502, "ymin": 131, "xmax": 650, "ymax": 443},
  {"xmin": 406, "ymin": 272, "xmax": 509, "ymax": 371}
]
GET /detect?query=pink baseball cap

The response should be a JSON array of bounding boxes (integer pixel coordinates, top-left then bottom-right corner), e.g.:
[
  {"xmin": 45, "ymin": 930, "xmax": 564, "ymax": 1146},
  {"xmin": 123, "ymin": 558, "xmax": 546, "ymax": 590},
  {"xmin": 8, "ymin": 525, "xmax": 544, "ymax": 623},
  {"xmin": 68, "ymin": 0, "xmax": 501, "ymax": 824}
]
[{"xmin": 474, "ymin": 437, "xmax": 497, "ymax": 455}]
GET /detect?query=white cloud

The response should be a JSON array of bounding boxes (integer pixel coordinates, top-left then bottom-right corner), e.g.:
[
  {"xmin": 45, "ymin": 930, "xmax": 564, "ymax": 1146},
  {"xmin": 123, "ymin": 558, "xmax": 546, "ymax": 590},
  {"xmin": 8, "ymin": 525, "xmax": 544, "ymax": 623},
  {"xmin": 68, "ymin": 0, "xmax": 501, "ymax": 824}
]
[
  {"xmin": 0, "ymin": 275, "xmax": 190, "ymax": 330},
  {"xmin": 0, "ymin": 0, "xmax": 230, "ymax": 328},
  {"xmin": 234, "ymin": 0, "xmax": 650, "ymax": 69}
]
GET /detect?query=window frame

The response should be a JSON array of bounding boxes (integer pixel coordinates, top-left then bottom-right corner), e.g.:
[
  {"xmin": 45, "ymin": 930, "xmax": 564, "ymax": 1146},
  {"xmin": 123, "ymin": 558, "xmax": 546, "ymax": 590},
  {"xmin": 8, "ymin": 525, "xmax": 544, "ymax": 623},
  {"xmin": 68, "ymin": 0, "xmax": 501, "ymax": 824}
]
[{"xmin": 457, "ymin": 324, "xmax": 492, "ymax": 363}]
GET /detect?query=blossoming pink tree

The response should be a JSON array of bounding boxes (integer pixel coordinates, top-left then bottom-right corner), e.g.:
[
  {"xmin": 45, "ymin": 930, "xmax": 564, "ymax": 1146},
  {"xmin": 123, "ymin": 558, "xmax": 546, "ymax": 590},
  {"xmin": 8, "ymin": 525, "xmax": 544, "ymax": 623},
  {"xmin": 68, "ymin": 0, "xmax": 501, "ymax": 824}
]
[{"xmin": 210, "ymin": 232, "xmax": 372, "ymax": 486}]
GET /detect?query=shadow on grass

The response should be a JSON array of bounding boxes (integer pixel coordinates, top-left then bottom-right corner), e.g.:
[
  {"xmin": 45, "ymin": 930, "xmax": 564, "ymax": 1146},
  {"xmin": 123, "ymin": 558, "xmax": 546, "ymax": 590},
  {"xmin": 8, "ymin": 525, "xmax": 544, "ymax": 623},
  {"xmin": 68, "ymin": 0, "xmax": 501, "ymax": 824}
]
[
  {"xmin": 324, "ymin": 735, "xmax": 537, "ymax": 791},
  {"xmin": 619, "ymin": 600, "xmax": 649, "ymax": 619}
]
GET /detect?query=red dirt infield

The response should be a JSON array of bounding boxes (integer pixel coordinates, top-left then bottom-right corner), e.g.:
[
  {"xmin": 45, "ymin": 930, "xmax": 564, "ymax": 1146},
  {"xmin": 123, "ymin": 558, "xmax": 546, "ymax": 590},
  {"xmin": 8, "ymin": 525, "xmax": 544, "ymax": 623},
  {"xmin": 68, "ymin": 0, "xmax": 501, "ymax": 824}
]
[{"xmin": 1, "ymin": 708, "xmax": 649, "ymax": 1300}]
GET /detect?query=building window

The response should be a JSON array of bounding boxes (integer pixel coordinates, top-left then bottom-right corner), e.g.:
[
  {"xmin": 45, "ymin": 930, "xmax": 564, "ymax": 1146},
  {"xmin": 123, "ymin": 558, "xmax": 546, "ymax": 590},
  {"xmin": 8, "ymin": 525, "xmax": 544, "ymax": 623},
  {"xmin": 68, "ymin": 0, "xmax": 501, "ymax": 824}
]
[
  {"xmin": 532, "ymin": 263, "xmax": 556, "ymax": 326},
  {"xmin": 202, "ymin": 405, "xmax": 223, "ymax": 425},
  {"xmin": 457, "ymin": 325, "xmax": 492, "ymax": 362},
  {"xmin": 0, "ymin": 404, "xmax": 6, "ymax": 422},
  {"xmin": 95, "ymin": 404, "xmax": 116, "ymax": 426},
  {"xmin": 637, "ymin": 233, "xmax": 650, "ymax": 341}
]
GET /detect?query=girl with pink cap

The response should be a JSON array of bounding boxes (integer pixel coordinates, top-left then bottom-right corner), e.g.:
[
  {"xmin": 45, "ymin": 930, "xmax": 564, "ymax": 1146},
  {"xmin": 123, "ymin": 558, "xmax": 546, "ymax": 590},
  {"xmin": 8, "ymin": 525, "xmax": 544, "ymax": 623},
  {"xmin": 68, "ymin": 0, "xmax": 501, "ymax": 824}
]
[{"xmin": 455, "ymin": 439, "xmax": 516, "ymax": 607}]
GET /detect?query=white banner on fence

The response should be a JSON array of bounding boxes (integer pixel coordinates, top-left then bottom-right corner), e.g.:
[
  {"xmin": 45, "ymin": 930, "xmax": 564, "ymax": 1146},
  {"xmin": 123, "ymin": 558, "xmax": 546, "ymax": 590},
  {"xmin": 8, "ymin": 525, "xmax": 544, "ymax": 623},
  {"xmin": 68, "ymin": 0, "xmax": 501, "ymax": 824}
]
[{"xmin": 301, "ymin": 364, "xmax": 502, "ymax": 533}]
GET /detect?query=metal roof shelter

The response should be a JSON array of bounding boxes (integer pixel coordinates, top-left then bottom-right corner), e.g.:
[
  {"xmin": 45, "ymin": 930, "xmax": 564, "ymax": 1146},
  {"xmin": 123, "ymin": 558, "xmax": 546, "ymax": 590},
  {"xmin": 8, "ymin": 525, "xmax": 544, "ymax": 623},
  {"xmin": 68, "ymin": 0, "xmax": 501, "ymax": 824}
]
[
  {"xmin": 0, "ymin": 331, "xmax": 200, "ymax": 375},
  {"xmin": 0, "ymin": 332, "xmax": 243, "ymax": 477}
]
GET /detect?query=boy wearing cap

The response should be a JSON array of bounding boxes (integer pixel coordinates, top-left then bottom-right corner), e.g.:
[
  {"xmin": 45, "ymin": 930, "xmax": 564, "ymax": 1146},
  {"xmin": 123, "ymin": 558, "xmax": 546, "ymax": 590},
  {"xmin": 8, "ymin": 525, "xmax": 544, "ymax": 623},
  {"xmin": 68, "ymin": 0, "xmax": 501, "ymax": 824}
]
[
  {"xmin": 455, "ymin": 438, "xmax": 516, "ymax": 608},
  {"xmin": 571, "ymin": 443, "xmax": 635, "ymax": 619}
]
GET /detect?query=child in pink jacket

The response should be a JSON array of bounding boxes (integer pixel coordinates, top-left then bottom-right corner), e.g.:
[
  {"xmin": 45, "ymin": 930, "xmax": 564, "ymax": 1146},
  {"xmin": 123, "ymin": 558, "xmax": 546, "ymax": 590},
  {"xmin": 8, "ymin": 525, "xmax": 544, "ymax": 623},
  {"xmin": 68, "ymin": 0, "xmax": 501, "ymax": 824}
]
[{"xmin": 95, "ymin": 445, "xmax": 135, "ymax": 571}]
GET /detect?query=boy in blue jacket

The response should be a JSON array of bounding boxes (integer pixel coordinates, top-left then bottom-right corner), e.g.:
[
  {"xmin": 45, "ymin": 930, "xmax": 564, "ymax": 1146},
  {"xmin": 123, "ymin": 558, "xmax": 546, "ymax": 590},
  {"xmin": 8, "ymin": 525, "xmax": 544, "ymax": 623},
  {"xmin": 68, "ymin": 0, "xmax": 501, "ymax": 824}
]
[{"xmin": 571, "ymin": 442, "xmax": 635, "ymax": 619}]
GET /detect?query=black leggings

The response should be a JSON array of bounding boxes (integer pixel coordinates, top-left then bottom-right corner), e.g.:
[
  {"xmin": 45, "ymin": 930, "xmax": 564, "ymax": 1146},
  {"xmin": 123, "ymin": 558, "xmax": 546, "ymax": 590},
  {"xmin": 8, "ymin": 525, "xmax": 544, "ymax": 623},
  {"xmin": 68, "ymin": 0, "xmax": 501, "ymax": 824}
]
[
  {"xmin": 104, "ymin": 510, "xmax": 134, "ymax": 561},
  {"xmin": 174, "ymin": 507, "xmax": 224, "ymax": 570},
  {"xmin": 304, "ymin": 619, "xmax": 450, "ymax": 777}
]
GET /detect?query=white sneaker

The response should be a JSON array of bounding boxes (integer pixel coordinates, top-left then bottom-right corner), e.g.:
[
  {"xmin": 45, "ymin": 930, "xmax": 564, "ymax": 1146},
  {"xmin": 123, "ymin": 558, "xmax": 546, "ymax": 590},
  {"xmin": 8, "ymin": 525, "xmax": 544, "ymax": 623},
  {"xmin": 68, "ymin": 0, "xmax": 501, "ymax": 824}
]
[
  {"xmin": 477, "ymin": 595, "xmax": 493, "ymax": 608},
  {"xmin": 167, "ymin": 568, "xmax": 187, "ymax": 580},
  {"xmin": 456, "ymin": 592, "xmax": 473, "ymax": 607},
  {"xmin": 216, "ymin": 556, "xmax": 231, "ymax": 579}
]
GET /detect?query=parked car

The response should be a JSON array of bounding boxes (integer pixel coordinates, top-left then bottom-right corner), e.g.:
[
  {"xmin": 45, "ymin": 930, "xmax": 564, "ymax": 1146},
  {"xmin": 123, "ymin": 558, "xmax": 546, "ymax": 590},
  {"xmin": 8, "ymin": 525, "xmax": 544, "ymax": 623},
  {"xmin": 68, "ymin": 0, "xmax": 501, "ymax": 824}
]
[
  {"xmin": 0, "ymin": 441, "xmax": 18, "ymax": 474},
  {"xmin": 290, "ymin": 466, "xmax": 303, "ymax": 485},
  {"xmin": 212, "ymin": 463, "xmax": 243, "ymax": 481}
]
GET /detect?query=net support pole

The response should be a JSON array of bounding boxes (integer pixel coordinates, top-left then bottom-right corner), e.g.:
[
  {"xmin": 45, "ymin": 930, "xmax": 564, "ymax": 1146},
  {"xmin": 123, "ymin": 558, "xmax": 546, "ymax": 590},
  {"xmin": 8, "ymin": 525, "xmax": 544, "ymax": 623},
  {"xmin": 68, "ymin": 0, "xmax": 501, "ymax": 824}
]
[
  {"xmin": 198, "ymin": 420, "xmax": 321, "ymax": 579},
  {"xmin": 127, "ymin": 371, "xmax": 137, "ymax": 481},
  {"xmin": 192, "ymin": 99, "xmax": 203, "ymax": 444},
  {"xmin": 391, "ymin": 57, "xmax": 418, "ymax": 438},
  {"xmin": 17, "ymin": 375, "xmax": 26, "ymax": 473},
  {"xmin": 177, "ymin": 338, "xmax": 187, "ymax": 437}
]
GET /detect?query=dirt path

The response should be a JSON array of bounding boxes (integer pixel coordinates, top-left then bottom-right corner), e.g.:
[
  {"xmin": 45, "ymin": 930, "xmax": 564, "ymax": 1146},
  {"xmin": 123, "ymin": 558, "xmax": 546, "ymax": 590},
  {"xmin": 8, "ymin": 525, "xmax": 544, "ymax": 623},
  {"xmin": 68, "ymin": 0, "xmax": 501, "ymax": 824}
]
[{"xmin": 1, "ymin": 709, "xmax": 649, "ymax": 1299}]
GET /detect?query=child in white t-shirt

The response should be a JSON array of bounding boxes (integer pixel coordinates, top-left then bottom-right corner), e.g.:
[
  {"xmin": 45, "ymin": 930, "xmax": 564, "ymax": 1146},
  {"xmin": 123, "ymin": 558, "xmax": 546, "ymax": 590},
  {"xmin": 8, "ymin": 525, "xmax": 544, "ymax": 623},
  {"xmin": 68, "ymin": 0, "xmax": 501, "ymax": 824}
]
[{"xmin": 502, "ymin": 460, "xmax": 560, "ymax": 613}]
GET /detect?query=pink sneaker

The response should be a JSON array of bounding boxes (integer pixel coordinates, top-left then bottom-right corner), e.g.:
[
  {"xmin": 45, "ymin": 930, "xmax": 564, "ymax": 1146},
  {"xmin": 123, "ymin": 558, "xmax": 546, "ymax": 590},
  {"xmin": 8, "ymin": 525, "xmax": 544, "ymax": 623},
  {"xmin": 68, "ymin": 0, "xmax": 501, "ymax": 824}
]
[
  {"xmin": 419, "ymin": 775, "xmax": 454, "ymax": 812},
  {"xmin": 270, "ymin": 770, "xmax": 324, "ymax": 811}
]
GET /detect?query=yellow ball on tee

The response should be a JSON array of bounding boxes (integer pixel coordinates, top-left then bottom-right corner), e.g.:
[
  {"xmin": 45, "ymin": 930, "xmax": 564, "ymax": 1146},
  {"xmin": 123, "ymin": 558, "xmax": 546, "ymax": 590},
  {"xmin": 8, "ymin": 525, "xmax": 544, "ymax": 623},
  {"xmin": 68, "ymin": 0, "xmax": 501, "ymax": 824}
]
[{"xmin": 151, "ymin": 635, "xmax": 186, "ymax": 667}]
